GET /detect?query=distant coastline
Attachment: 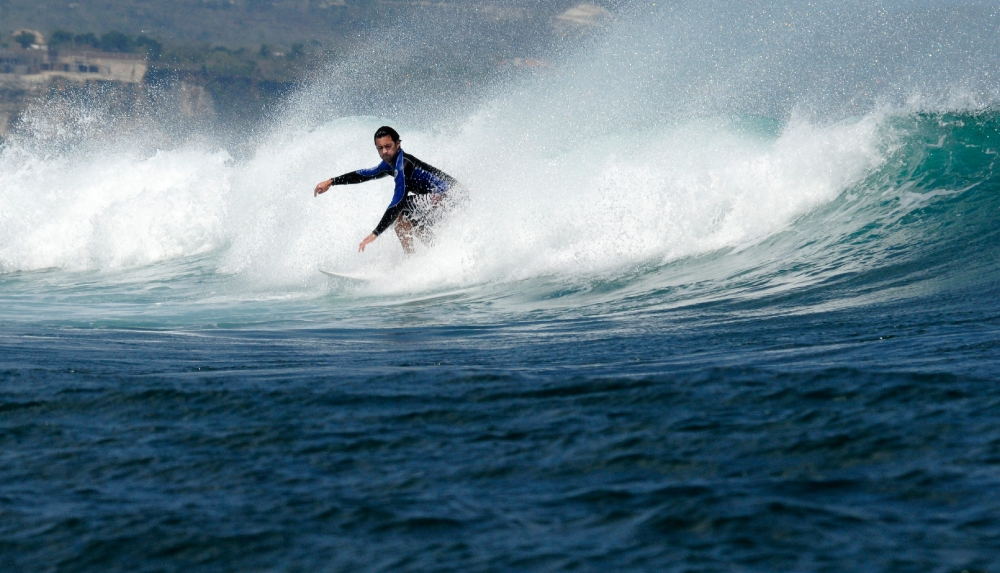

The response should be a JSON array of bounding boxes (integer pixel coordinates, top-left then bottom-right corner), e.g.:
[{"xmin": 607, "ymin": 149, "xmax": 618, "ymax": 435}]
[
  {"xmin": 0, "ymin": 2, "xmax": 612, "ymax": 140},
  {"xmin": 0, "ymin": 28, "xmax": 325, "ymax": 139}
]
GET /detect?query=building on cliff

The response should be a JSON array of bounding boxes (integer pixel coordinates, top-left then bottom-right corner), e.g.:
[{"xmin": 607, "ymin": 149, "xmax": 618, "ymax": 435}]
[{"xmin": 0, "ymin": 44, "xmax": 148, "ymax": 137}]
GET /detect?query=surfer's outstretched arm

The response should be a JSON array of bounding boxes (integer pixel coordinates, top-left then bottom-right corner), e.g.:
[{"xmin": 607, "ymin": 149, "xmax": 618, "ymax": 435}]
[{"xmin": 314, "ymin": 164, "xmax": 393, "ymax": 197}]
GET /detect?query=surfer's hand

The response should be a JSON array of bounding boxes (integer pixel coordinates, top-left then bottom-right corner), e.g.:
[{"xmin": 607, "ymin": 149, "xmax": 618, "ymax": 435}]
[
  {"xmin": 314, "ymin": 179, "xmax": 333, "ymax": 197},
  {"xmin": 358, "ymin": 233, "xmax": 377, "ymax": 252}
]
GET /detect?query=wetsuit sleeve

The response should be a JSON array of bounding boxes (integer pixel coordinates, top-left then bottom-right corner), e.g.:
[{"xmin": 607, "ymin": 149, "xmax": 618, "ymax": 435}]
[
  {"xmin": 329, "ymin": 163, "xmax": 391, "ymax": 186},
  {"xmin": 372, "ymin": 203, "xmax": 406, "ymax": 236}
]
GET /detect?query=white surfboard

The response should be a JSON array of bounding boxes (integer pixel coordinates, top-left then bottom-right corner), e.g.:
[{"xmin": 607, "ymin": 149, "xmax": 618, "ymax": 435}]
[{"xmin": 319, "ymin": 268, "xmax": 370, "ymax": 281}]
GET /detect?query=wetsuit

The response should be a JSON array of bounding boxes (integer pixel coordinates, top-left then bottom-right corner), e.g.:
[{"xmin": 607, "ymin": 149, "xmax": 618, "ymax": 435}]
[{"xmin": 329, "ymin": 149, "xmax": 460, "ymax": 237}]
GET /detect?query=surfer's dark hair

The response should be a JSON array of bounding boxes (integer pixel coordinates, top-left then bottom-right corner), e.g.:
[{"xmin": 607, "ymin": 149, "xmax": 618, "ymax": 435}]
[{"xmin": 374, "ymin": 126, "xmax": 400, "ymax": 143}]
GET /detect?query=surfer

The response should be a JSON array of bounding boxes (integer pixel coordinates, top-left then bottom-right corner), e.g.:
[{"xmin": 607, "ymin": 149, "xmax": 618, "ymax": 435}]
[{"xmin": 313, "ymin": 126, "xmax": 464, "ymax": 254}]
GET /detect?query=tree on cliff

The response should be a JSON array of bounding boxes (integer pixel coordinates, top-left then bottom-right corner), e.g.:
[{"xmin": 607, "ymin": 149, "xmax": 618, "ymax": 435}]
[
  {"xmin": 14, "ymin": 31, "xmax": 36, "ymax": 49},
  {"xmin": 99, "ymin": 31, "xmax": 134, "ymax": 53}
]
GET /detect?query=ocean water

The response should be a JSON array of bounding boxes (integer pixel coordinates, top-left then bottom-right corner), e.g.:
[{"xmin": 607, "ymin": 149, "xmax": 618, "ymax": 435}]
[{"xmin": 2, "ymin": 1, "xmax": 1000, "ymax": 571}]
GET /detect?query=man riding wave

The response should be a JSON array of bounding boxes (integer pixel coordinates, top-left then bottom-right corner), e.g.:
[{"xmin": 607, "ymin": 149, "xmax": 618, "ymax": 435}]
[{"xmin": 314, "ymin": 126, "xmax": 464, "ymax": 254}]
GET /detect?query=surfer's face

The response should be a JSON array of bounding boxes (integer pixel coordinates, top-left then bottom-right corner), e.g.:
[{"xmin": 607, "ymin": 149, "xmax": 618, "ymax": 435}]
[{"xmin": 375, "ymin": 136, "xmax": 401, "ymax": 164}]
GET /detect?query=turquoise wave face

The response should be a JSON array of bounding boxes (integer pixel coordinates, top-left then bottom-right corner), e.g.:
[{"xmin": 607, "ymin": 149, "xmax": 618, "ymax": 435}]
[
  {"xmin": 756, "ymin": 110, "xmax": 1000, "ymax": 303},
  {"xmin": 444, "ymin": 109, "xmax": 1000, "ymax": 319}
]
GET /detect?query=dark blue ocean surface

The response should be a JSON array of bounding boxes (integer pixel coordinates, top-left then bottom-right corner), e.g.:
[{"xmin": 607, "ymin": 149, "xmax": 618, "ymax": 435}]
[{"xmin": 2, "ymin": 109, "xmax": 1000, "ymax": 572}]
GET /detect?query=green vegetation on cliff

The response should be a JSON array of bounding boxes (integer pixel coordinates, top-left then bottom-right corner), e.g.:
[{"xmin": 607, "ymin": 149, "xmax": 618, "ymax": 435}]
[{"xmin": 0, "ymin": 0, "xmax": 372, "ymax": 51}]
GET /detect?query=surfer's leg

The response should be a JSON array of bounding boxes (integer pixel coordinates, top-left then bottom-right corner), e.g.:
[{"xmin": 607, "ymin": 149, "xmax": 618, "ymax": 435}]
[
  {"xmin": 393, "ymin": 215, "xmax": 416, "ymax": 254},
  {"xmin": 410, "ymin": 192, "xmax": 454, "ymax": 247},
  {"xmin": 397, "ymin": 194, "xmax": 440, "ymax": 250},
  {"xmin": 413, "ymin": 220, "xmax": 434, "ymax": 246}
]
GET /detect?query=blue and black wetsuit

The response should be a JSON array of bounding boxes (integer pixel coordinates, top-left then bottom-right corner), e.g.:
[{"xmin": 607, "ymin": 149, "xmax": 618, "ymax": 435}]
[{"xmin": 330, "ymin": 149, "xmax": 459, "ymax": 237}]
